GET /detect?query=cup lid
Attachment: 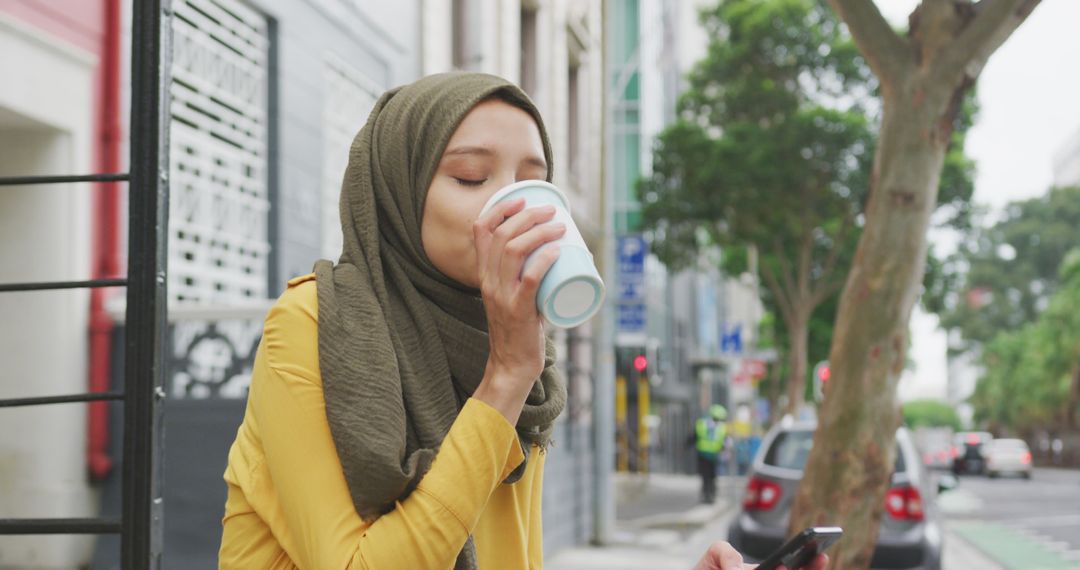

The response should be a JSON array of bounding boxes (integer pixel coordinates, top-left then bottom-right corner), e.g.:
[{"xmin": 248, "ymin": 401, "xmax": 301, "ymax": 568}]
[{"xmin": 479, "ymin": 180, "xmax": 570, "ymax": 218}]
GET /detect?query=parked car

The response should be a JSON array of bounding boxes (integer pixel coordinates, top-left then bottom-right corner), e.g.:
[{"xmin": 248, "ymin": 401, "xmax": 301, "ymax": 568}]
[
  {"xmin": 951, "ymin": 431, "xmax": 993, "ymax": 475},
  {"xmin": 727, "ymin": 420, "xmax": 950, "ymax": 570},
  {"xmin": 984, "ymin": 438, "xmax": 1033, "ymax": 479}
]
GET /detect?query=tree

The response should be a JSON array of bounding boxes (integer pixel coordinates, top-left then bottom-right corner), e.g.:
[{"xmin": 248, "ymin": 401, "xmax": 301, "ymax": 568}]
[
  {"xmin": 639, "ymin": 0, "xmax": 875, "ymax": 416},
  {"xmin": 972, "ymin": 249, "xmax": 1080, "ymax": 433},
  {"xmin": 929, "ymin": 186, "xmax": 1080, "ymax": 351},
  {"xmin": 790, "ymin": 2, "xmax": 1040, "ymax": 568},
  {"xmin": 902, "ymin": 398, "xmax": 961, "ymax": 431}
]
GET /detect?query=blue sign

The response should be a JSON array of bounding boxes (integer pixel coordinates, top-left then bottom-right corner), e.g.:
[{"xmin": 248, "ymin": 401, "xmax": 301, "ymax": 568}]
[
  {"xmin": 617, "ymin": 303, "xmax": 646, "ymax": 331},
  {"xmin": 721, "ymin": 323, "xmax": 743, "ymax": 355},
  {"xmin": 617, "ymin": 235, "xmax": 646, "ymax": 277},
  {"xmin": 616, "ymin": 235, "xmax": 647, "ymax": 334},
  {"xmin": 617, "ymin": 280, "xmax": 645, "ymax": 302}
]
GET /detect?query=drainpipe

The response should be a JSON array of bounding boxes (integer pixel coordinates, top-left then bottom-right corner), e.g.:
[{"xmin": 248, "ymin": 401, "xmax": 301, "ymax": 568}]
[{"xmin": 88, "ymin": 0, "xmax": 123, "ymax": 481}]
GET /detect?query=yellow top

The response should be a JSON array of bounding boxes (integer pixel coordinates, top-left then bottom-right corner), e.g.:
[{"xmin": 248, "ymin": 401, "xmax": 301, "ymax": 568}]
[{"xmin": 219, "ymin": 274, "xmax": 546, "ymax": 570}]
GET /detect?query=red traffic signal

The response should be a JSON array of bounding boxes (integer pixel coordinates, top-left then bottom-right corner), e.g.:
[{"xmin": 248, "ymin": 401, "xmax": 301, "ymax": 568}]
[{"xmin": 633, "ymin": 355, "xmax": 648, "ymax": 373}]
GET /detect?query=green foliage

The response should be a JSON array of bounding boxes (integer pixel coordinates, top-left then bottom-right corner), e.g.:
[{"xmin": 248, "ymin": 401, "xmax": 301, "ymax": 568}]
[
  {"xmin": 972, "ymin": 249, "xmax": 1080, "ymax": 432},
  {"xmin": 638, "ymin": 0, "xmax": 976, "ymax": 410},
  {"xmin": 930, "ymin": 186, "xmax": 1080, "ymax": 352},
  {"xmin": 640, "ymin": 0, "xmax": 874, "ymax": 275},
  {"xmin": 902, "ymin": 399, "xmax": 961, "ymax": 431}
]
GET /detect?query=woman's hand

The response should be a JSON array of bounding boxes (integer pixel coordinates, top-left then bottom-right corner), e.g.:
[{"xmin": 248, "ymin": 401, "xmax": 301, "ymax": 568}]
[
  {"xmin": 471, "ymin": 197, "xmax": 565, "ymax": 424},
  {"xmin": 693, "ymin": 541, "xmax": 828, "ymax": 570}
]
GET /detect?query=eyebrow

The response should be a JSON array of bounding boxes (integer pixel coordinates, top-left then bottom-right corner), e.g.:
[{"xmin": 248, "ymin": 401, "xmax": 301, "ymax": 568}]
[{"xmin": 443, "ymin": 145, "xmax": 548, "ymax": 171}]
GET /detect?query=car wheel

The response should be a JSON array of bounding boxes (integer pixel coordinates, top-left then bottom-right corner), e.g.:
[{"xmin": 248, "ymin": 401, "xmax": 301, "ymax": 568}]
[
  {"xmin": 1023, "ymin": 471, "xmax": 1032, "ymax": 480},
  {"xmin": 989, "ymin": 471, "xmax": 997, "ymax": 479}
]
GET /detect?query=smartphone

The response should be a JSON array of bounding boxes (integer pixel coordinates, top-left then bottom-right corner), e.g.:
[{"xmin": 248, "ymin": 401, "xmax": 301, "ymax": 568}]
[{"xmin": 755, "ymin": 526, "xmax": 843, "ymax": 570}]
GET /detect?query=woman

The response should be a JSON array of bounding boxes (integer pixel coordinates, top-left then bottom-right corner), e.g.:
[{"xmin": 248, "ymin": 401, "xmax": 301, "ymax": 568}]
[{"xmin": 218, "ymin": 72, "xmax": 823, "ymax": 570}]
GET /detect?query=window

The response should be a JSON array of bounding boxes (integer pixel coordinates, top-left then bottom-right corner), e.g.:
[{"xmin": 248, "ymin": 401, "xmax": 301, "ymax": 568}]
[
  {"xmin": 169, "ymin": 0, "xmax": 271, "ymax": 303},
  {"xmin": 764, "ymin": 430, "xmax": 905, "ymax": 472}
]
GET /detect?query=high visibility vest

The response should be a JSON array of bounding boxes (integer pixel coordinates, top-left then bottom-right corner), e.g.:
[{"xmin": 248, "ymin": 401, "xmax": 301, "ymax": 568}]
[{"xmin": 696, "ymin": 418, "xmax": 726, "ymax": 455}]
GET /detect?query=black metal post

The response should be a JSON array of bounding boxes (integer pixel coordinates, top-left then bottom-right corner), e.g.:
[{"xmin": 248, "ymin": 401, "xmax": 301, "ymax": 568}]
[{"xmin": 123, "ymin": 0, "xmax": 170, "ymax": 567}]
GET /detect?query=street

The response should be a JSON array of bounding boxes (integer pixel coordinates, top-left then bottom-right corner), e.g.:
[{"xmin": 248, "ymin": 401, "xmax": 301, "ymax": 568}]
[
  {"xmin": 940, "ymin": 467, "xmax": 1080, "ymax": 569},
  {"xmin": 546, "ymin": 472, "xmax": 1020, "ymax": 570}
]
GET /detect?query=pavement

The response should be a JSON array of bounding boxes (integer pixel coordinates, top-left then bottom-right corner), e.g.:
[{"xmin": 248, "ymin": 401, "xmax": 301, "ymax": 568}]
[{"xmin": 545, "ymin": 472, "xmax": 1008, "ymax": 570}]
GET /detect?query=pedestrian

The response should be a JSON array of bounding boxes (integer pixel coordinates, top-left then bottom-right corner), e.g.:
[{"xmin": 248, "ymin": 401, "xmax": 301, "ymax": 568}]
[
  {"xmin": 693, "ymin": 404, "xmax": 729, "ymax": 503},
  {"xmin": 217, "ymin": 71, "xmax": 752, "ymax": 569}
]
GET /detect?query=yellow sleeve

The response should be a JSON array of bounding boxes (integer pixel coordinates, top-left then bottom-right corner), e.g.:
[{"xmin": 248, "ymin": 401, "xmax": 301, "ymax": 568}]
[{"xmin": 250, "ymin": 280, "xmax": 525, "ymax": 570}]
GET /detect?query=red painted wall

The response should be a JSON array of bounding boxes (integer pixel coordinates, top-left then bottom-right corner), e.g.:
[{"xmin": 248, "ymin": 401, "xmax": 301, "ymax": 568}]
[{"xmin": 1, "ymin": 0, "xmax": 122, "ymax": 479}]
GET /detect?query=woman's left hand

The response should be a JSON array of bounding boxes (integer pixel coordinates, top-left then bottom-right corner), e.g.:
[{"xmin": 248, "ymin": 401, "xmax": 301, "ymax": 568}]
[{"xmin": 692, "ymin": 541, "xmax": 828, "ymax": 570}]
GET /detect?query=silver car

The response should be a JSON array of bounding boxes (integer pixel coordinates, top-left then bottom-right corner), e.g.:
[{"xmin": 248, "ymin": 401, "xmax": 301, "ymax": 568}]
[
  {"xmin": 727, "ymin": 420, "xmax": 949, "ymax": 570},
  {"xmin": 985, "ymin": 438, "xmax": 1033, "ymax": 479}
]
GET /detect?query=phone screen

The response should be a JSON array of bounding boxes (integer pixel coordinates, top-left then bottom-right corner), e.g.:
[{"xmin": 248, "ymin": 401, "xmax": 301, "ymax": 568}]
[{"xmin": 755, "ymin": 526, "xmax": 843, "ymax": 570}]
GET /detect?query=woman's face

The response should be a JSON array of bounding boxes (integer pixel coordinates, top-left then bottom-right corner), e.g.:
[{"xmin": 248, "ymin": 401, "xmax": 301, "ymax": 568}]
[{"xmin": 422, "ymin": 99, "xmax": 548, "ymax": 288}]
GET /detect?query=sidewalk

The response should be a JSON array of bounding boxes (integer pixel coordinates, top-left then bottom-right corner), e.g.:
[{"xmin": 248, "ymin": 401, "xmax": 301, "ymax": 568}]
[
  {"xmin": 546, "ymin": 473, "xmax": 1010, "ymax": 570},
  {"xmin": 545, "ymin": 473, "xmax": 740, "ymax": 570}
]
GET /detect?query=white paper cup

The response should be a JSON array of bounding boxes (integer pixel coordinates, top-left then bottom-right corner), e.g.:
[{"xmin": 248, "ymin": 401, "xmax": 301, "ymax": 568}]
[{"xmin": 479, "ymin": 180, "xmax": 606, "ymax": 328}]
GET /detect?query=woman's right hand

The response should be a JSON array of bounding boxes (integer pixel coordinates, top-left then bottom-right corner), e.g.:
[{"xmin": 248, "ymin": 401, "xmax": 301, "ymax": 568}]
[{"xmin": 471, "ymin": 197, "xmax": 565, "ymax": 424}]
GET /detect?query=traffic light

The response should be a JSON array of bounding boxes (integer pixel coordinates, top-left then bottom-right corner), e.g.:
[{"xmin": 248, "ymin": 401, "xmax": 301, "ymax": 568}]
[
  {"xmin": 813, "ymin": 360, "xmax": 830, "ymax": 402},
  {"xmin": 633, "ymin": 354, "xmax": 648, "ymax": 373}
]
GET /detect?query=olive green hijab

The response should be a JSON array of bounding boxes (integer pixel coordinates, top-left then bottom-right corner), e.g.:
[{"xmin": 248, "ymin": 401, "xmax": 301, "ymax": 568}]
[{"xmin": 313, "ymin": 72, "xmax": 566, "ymax": 569}]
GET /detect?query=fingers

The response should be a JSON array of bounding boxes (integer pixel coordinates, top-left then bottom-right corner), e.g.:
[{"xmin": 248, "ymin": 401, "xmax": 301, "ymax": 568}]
[
  {"xmin": 488, "ymin": 205, "xmax": 557, "ymax": 277},
  {"xmin": 518, "ymin": 244, "xmax": 562, "ymax": 302},
  {"xmin": 809, "ymin": 553, "xmax": 828, "ymax": 570},
  {"xmin": 500, "ymin": 222, "xmax": 566, "ymax": 286},
  {"xmin": 693, "ymin": 541, "xmax": 746, "ymax": 570},
  {"xmin": 473, "ymin": 198, "xmax": 526, "ymax": 281}
]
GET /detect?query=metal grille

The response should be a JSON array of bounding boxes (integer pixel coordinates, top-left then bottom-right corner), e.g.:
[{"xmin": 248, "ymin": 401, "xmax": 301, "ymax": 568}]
[
  {"xmin": 0, "ymin": 1, "xmax": 170, "ymax": 567},
  {"xmin": 170, "ymin": 0, "xmax": 270, "ymax": 303},
  {"xmin": 321, "ymin": 56, "xmax": 378, "ymax": 259}
]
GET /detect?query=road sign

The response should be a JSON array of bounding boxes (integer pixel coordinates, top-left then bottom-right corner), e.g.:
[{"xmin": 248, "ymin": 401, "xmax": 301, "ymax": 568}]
[
  {"xmin": 617, "ymin": 280, "xmax": 645, "ymax": 302},
  {"xmin": 617, "ymin": 235, "xmax": 647, "ymax": 336},
  {"xmin": 617, "ymin": 235, "xmax": 646, "ymax": 277},
  {"xmin": 617, "ymin": 303, "xmax": 646, "ymax": 331},
  {"xmin": 720, "ymin": 323, "xmax": 743, "ymax": 355}
]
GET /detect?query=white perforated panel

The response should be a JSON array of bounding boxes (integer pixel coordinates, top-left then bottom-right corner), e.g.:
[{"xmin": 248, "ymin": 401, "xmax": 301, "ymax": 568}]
[{"xmin": 169, "ymin": 0, "xmax": 270, "ymax": 303}]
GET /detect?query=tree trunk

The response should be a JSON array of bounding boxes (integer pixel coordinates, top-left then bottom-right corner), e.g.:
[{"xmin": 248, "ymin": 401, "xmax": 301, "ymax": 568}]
[
  {"xmin": 788, "ymin": 77, "xmax": 953, "ymax": 568},
  {"xmin": 784, "ymin": 314, "xmax": 809, "ymax": 417},
  {"xmin": 766, "ymin": 357, "xmax": 783, "ymax": 427},
  {"xmin": 790, "ymin": 2, "xmax": 1040, "ymax": 567}
]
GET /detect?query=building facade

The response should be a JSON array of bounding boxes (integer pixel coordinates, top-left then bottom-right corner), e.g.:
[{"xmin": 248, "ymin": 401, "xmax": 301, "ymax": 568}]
[
  {"xmin": 6, "ymin": 1, "xmax": 607, "ymax": 566},
  {"xmin": 608, "ymin": 0, "xmax": 766, "ymax": 476},
  {"xmin": 1052, "ymin": 125, "xmax": 1080, "ymax": 187},
  {"xmin": 0, "ymin": 1, "xmax": 112, "ymax": 566}
]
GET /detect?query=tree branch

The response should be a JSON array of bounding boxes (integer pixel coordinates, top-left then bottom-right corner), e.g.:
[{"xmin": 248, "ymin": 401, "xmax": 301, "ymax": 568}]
[
  {"xmin": 937, "ymin": 0, "xmax": 1041, "ymax": 80},
  {"xmin": 810, "ymin": 215, "xmax": 852, "ymax": 304},
  {"xmin": 773, "ymin": 240, "xmax": 801, "ymax": 308},
  {"xmin": 762, "ymin": 262, "xmax": 797, "ymax": 328},
  {"xmin": 827, "ymin": 0, "xmax": 911, "ymax": 84},
  {"xmin": 811, "ymin": 273, "xmax": 848, "ymax": 307},
  {"xmin": 797, "ymin": 230, "xmax": 813, "ymax": 299}
]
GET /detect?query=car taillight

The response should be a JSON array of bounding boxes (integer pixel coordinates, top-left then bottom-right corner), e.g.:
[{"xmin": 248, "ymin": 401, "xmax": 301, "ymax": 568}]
[
  {"xmin": 885, "ymin": 486, "xmax": 924, "ymax": 521},
  {"xmin": 743, "ymin": 477, "xmax": 783, "ymax": 511},
  {"xmin": 949, "ymin": 446, "xmax": 958, "ymax": 458},
  {"xmin": 1021, "ymin": 452, "xmax": 1032, "ymax": 464}
]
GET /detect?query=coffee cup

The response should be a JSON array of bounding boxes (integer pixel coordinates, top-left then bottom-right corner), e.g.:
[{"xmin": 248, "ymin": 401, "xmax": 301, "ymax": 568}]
[{"xmin": 479, "ymin": 180, "xmax": 605, "ymax": 328}]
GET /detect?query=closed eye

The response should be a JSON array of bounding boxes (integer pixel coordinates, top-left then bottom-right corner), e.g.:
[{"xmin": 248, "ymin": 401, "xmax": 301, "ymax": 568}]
[{"xmin": 454, "ymin": 177, "xmax": 487, "ymax": 187}]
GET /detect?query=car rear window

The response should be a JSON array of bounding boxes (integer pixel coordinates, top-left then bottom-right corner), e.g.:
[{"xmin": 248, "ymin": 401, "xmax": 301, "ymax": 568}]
[
  {"xmin": 764, "ymin": 430, "xmax": 905, "ymax": 472},
  {"xmin": 991, "ymin": 440, "xmax": 1028, "ymax": 450}
]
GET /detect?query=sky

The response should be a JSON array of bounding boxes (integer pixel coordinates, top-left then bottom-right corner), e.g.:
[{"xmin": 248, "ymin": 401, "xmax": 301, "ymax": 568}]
[{"xmin": 868, "ymin": 1, "xmax": 1080, "ymax": 401}]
